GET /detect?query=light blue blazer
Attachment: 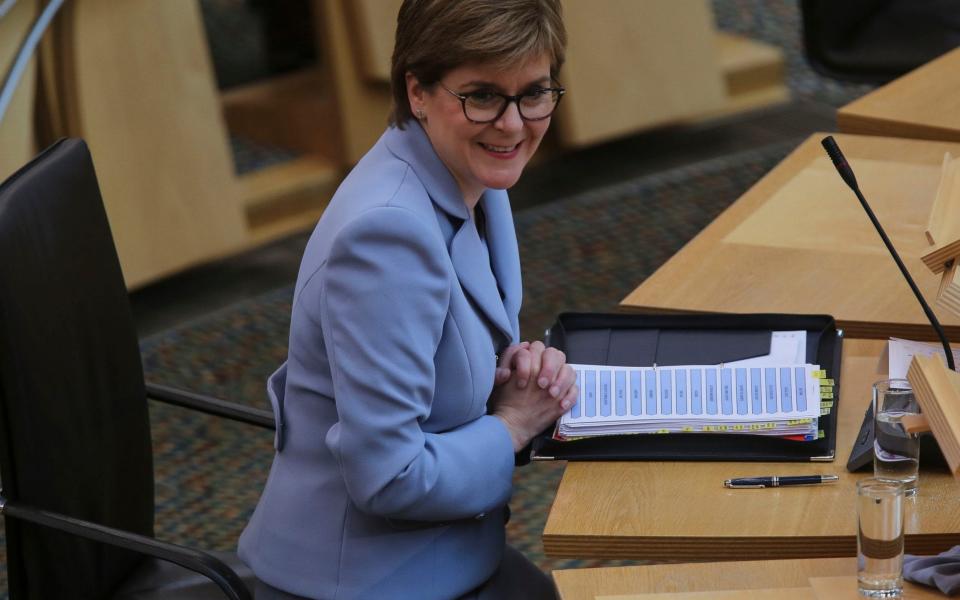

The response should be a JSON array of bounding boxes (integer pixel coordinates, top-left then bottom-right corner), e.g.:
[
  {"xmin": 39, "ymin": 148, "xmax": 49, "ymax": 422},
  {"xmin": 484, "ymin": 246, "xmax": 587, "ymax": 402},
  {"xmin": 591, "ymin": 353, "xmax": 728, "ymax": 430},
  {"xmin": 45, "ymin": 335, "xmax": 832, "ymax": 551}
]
[{"xmin": 238, "ymin": 123, "xmax": 523, "ymax": 599}]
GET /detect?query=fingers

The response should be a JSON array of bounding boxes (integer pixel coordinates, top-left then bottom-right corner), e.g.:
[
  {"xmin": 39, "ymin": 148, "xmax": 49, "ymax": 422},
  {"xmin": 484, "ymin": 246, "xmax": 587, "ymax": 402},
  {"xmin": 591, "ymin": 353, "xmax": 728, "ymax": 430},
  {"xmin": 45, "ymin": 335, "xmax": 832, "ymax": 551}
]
[
  {"xmin": 548, "ymin": 364, "xmax": 576, "ymax": 400},
  {"xmin": 495, "ymin": 342, "xmax": 529, "ymax": 384},
  {"xmin": 506, "ymin": 341, "xmax": 543, "ymax": 389},
  {"xmin": 559, "ymin": 383, "xmax": 578, "ymax": 412},
  {"xmin": 536, "ymin": 347, "xmax": 566, "ymax": 394}
]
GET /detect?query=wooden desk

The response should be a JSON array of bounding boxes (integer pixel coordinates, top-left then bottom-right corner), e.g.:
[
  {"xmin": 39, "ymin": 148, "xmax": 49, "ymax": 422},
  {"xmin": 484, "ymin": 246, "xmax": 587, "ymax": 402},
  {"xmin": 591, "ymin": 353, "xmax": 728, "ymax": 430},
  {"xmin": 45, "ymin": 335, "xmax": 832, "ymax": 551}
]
[
  {"xmin": 543, "ymin": 339, "xmax": 960, "ymax": 561},
  {"xmin": 553, "ymin": 558, "xmax": 943, "ymax": 600},
  {"xmin": 838, "ymin": 47, "xmax": 960, "ymax": 143},
  {"xmin": 619, "ymin": 133, "xmax": 960, "ymax": 341}
]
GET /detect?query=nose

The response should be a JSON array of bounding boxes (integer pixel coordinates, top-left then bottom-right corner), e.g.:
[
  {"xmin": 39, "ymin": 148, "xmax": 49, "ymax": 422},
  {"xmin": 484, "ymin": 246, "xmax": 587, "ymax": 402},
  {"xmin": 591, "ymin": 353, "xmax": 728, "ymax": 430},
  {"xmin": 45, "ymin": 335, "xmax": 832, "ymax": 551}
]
[{"xmin": 493, "ymin": 100, "xmax": 524, "ymax": 132}]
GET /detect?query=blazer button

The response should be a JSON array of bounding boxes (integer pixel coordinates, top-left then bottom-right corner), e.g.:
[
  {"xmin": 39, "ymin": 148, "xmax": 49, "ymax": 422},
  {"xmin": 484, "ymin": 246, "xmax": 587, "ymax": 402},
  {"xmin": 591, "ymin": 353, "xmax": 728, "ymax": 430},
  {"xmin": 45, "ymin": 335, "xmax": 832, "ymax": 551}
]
[{"xmin": 474, "ymin": 512, "xmax": 486, "ymax": 520}]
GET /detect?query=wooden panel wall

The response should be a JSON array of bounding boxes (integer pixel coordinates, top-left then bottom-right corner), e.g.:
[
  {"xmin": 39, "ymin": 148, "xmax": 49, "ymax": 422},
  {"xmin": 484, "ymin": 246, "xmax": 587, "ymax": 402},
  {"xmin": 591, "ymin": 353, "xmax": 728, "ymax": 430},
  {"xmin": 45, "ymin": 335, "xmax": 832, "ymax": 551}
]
[
  {"xmin": 63, "ymin": 0, "xmax": 246, "ymax": 287},
  {"xmin": 556, "ymin": 0, "xmax": 727, "ymax": 146}
]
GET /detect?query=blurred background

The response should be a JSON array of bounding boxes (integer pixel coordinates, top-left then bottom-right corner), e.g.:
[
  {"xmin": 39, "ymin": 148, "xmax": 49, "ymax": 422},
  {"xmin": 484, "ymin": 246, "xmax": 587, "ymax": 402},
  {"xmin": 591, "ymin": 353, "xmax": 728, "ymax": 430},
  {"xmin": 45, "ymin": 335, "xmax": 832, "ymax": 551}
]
[{"xmin": 2, "ymin": 0, "xmax": 958, "ymax": 595}]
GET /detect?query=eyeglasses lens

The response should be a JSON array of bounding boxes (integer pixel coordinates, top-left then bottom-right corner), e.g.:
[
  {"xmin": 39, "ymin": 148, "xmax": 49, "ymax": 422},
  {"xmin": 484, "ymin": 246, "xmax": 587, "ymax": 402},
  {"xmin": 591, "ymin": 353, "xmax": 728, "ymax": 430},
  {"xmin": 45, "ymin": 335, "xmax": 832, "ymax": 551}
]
[{"xmin": 464, "ymin": 90, "xmax": 560, "ymax": 122}]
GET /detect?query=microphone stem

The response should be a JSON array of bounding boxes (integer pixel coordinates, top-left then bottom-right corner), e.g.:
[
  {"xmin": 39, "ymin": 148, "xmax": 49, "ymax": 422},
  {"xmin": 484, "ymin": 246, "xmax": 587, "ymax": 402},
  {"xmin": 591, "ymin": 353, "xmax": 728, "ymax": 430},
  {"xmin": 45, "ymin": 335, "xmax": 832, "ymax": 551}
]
[{"xmin": 851, "ymin": 186, "xmax": 956, "ymax": 371}]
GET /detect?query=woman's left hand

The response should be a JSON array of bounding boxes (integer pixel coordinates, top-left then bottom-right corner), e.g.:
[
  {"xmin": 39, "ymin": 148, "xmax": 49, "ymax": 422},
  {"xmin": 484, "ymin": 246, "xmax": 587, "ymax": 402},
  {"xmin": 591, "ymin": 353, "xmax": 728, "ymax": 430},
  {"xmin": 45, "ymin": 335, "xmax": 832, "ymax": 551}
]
[{"xmin": 495, "ymin": 341, "xmax": 576, "ymax": 400}]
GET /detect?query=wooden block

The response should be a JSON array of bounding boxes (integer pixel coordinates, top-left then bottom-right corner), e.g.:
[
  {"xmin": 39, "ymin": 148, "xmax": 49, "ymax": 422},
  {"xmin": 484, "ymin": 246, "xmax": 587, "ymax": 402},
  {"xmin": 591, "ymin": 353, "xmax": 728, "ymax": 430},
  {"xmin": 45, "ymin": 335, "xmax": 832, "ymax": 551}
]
[
  {"xmin": 838, "ymin": 47, "xmax": 960, "ymax": 144},
  {"xmin": 935, "ymin": 260, "xmax": 960, "ymax": 318},
  {"xmin": 925, "ymin": 153, "xmax": 958, "ymax": 245},
  {"xmin": 0, "ymin": 0, "xmax": 38, "ymax": 182},
  {"xmin": 907, "ymin": 353, "xmax": 960, "ymax": 477},
  {"xmin": 555, "ymin": 0, "xmax": 727, "ymax": 147},
  {"xmin": 900, "ymin": 413, "xmax": 931, "ymax": 434},
  {"xmin": 921, "ymin": 152, "xmax": 960, "ymax": 272}
]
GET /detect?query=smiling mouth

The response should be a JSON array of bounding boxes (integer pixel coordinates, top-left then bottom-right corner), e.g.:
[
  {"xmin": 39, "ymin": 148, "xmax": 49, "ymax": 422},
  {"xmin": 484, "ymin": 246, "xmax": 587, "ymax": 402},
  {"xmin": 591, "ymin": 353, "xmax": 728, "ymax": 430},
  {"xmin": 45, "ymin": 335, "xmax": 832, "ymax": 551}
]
[{"xmin": 479, "ymin": 142, "xmax": 521, "ymax": 154}]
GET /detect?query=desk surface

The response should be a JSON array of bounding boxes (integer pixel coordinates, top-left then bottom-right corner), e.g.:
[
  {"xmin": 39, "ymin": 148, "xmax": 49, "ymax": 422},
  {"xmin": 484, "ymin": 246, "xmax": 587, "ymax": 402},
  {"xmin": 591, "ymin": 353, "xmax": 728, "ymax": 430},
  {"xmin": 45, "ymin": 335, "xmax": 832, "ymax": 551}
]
[
  {"xmin": 619, "ymin": 133, "xmax": 960, "ymax": 341},
  {"xmin": 553, "ymin": 558, "xmax": 943, "ymax": 600},
  {"xmin": 838, "ymin": 47, "xmax": 960, "ymax": 143},
  {"xmin": 543, "ymin": 339, "xmax": 960, "ymax": 561}
]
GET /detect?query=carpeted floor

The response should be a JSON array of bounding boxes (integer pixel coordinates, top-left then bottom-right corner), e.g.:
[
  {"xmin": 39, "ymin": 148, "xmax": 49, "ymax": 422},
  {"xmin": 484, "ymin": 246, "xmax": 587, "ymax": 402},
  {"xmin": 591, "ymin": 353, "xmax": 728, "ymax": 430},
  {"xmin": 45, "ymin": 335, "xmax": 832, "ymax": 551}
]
[{"xmin": 0, "ymin": 0, "xmax": 883, "ymax": 595}]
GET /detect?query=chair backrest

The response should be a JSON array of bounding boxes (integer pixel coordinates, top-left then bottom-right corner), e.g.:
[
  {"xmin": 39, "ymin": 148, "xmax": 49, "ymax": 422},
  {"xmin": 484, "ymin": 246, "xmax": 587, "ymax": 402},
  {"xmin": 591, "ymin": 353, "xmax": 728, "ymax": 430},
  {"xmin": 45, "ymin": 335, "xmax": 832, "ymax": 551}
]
[
  {"xmin": 801, "ymin": 0, "xmax": 960, "ymax": 84},
  {"xmin": 0, "ymin": 139, "xmax": 156, "ymax": 599}
]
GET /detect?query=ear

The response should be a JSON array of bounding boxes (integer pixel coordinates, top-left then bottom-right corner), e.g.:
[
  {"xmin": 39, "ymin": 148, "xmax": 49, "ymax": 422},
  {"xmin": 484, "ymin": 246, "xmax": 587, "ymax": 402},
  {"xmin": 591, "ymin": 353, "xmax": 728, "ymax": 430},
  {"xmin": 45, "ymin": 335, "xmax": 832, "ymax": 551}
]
[{"xmin": 405, "ymin": 71, "xmax": 426, "ymax": 117}]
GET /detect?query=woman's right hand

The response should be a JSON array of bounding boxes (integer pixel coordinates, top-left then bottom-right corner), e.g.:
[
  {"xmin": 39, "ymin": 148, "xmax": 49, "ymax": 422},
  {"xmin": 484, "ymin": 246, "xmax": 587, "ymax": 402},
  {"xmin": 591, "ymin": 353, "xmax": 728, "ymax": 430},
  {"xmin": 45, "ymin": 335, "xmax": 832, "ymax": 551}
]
[{"xmin": 490, "ymin": 342, "xmax": 577, "ymax": 452}]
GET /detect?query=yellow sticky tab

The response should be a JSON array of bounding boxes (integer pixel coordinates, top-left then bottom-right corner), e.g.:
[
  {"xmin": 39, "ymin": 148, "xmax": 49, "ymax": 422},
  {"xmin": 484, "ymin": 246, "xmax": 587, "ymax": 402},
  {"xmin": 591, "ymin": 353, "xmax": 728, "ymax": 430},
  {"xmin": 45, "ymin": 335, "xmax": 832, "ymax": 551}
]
[
  {"xmin": 812, "ymin": 370, "xmax": 827, "ymax": 379},
  {"xmin": 820, "ymin": 390, "xmax": 834, "ymax": 399},
  {"xmin": 682, "ymin": 426, "xmax": 694, "ymax": 432},
  {"xmin": 733, "ymin": 424, "xmax": 744, "ymax": 431},
  {"xmin": 820, "ymin": 400, "xmax": 834, "ymax": 409},
  {"xmin": 818, "ymin": 430, "xmax": 825, "ymax": 439},
  {"xmin": 819, "ymin": 379, "xmax": 835, "ymax": 386},
  {"xmin": 821, "ymin": 407, "xmax": 831, "ymax": 416},
  {"xmin": 656, "ymin": 429, "xmax": 669, "ymax": 434}
]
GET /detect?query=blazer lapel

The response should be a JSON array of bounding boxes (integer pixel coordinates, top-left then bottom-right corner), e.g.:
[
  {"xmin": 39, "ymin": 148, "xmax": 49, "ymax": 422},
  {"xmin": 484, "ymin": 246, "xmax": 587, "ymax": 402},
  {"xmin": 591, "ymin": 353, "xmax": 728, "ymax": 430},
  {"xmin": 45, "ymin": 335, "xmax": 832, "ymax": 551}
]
[
  {"xmin": 480, "ymin": 190, "xmax": 521, "ymax": 342},
  {"xmin": 449, "ymin": 218, "xmax": 514, "ymax": 342},
  {"xmin": 384, "ymin": 124, "xmax": 516, "ymax": 342}
]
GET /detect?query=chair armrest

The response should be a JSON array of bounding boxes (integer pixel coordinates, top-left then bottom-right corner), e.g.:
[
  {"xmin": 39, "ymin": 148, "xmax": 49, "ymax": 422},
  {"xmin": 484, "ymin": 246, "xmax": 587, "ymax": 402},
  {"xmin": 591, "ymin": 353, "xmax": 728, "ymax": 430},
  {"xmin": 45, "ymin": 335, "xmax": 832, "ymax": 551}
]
[
  {"xmin": 0, "ymin": 496, "xmax": 252, "ymax": 600},
  {"xmin": 145, "ymin": 382, "xmax": 275, "ymax": 430}
]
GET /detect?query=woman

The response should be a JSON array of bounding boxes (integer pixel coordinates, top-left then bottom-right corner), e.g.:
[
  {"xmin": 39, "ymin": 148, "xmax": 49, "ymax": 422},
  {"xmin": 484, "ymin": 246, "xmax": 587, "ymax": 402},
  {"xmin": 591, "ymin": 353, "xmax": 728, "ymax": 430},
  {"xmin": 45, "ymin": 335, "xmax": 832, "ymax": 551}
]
[{"xmin": 239, "ymin": 1, "xmax": 574, "ymax": 598}]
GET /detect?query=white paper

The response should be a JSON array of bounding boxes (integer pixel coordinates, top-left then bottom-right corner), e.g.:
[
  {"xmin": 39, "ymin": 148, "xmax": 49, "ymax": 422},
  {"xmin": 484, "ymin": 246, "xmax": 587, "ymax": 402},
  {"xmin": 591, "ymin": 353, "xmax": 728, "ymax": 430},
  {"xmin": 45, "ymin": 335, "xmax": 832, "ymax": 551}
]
[
  {"xmin": 726, "ymin": 330, "xmax": 807, "ymax": 366},
  {"xmin": 888, "ymin": 337, "xmax": 960, "ymax": 379},
  {"xmin": 560, "ymin": 362, "xmax": 823, "ymax": 439}
]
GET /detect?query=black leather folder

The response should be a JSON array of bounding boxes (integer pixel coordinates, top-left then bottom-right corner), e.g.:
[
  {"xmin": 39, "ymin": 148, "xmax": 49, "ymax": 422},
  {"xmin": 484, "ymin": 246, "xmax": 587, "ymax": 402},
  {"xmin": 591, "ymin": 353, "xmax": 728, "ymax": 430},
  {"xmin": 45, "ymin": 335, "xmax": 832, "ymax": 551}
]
[{"xmin": 530, "ymin": 312, "xmax": 844, "ymax": 462}]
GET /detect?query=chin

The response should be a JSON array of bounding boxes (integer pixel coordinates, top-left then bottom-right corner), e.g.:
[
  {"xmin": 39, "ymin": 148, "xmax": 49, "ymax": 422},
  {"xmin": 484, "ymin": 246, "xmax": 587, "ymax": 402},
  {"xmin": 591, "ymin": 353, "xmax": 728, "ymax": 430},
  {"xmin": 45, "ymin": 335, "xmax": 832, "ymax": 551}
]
[{"xmin": 480, "ymin": 173, "xmax": 523, "ymax": 190}]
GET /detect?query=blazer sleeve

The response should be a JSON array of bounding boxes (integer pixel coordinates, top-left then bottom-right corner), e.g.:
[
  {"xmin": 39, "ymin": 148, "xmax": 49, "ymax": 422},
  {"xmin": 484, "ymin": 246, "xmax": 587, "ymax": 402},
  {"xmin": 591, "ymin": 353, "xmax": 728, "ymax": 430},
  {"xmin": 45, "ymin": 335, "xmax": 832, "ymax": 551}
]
[{"xmin": 319, "ymin": 206, "xmax": 515, "ymax": 522}]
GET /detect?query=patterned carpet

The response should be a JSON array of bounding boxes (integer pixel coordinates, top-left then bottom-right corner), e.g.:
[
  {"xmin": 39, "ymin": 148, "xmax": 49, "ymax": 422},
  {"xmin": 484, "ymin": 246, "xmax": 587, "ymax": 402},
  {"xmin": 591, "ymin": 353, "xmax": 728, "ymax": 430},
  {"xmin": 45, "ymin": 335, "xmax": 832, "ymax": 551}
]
[{"xmin": 0, "ymin": 0, "xmax": 883, "ymax": 595}]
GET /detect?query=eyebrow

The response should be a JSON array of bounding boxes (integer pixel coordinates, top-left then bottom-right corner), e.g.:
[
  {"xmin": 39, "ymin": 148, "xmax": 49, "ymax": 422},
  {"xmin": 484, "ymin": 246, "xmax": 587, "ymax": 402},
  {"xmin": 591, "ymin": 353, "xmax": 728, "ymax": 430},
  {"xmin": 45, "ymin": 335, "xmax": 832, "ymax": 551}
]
[{"xmin": 459, "ymin": 76, "xmax": 552, "ymax": 90}]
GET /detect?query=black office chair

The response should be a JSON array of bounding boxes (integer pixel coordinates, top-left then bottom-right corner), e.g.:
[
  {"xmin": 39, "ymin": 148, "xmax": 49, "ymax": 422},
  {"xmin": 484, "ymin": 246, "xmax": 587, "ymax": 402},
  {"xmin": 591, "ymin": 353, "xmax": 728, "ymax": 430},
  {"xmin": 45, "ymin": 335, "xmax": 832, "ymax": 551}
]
[
  {"xmin": 801, "ymin": 0, "xmax": 960, "ymax": 84},
  {"xmin": 0, "ymin": 138, "xmax": 275, "ymax": 599}
]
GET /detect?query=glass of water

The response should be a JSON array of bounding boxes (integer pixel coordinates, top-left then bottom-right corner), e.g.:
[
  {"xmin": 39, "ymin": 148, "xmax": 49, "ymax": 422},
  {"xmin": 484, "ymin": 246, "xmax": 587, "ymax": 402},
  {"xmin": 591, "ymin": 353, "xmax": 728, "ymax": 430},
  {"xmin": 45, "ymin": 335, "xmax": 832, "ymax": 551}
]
[
  {"xmin": 873, "ymin": 379, "xmax": 920, "ymax": 497},
  {"xmin": 857, "ymin": 478, "xmax": 905, "ymax": 597}
]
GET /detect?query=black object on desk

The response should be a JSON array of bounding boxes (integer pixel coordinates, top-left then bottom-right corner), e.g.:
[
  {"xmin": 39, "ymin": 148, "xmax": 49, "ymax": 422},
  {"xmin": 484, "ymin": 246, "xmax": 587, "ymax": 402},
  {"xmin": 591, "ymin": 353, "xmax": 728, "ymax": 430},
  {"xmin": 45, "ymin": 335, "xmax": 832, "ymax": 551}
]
[
  {"xmin": 724, "ymin": 474, "xmax": 839, "ymax": 488},
  {"xmin": 531, "ymin": 312, "xmax": 843, "ymax": 462}
]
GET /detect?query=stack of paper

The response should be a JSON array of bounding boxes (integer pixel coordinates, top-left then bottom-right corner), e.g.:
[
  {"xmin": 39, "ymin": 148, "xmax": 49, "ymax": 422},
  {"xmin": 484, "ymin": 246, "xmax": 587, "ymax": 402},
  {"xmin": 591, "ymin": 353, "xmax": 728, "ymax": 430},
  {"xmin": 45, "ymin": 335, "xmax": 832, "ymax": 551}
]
[{"xmin": 558, "ymin": 363, "xmax": 825, "ymax": 440}]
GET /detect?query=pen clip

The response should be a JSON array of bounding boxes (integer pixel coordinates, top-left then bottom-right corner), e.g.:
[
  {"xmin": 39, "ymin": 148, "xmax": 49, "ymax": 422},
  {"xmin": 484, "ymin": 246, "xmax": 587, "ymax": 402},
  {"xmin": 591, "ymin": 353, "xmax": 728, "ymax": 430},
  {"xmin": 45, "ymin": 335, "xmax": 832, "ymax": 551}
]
[{"xmin": 723, "ymin": 480, "xmax": 766, "ymax": 489}]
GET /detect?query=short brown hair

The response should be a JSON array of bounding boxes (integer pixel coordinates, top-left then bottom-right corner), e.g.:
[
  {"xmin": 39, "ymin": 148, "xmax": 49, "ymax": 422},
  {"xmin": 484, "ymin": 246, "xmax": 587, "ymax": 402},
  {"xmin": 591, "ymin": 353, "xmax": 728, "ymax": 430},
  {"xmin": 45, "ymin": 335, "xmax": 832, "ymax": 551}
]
[{"xmin": 389, "ymin": 0, "xmax": 566, "ymax": 128}]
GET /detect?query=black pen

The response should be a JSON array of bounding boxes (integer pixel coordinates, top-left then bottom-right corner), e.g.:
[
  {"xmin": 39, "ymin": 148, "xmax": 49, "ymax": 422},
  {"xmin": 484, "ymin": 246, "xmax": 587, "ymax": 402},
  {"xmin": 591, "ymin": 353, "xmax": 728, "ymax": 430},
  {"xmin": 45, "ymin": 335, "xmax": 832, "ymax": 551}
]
[{"xmin": 723, "ymin": 475, "xmax": 839, "ymax": 489}]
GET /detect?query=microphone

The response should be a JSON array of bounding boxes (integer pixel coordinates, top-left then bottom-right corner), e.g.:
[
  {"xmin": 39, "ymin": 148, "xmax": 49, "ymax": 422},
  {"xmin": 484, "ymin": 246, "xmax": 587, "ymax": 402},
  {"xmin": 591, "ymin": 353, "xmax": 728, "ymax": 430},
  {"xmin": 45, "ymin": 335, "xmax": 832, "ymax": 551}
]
[{"xmin": 821, "ymin": 136, "xmax": 956, "ymax": 371}]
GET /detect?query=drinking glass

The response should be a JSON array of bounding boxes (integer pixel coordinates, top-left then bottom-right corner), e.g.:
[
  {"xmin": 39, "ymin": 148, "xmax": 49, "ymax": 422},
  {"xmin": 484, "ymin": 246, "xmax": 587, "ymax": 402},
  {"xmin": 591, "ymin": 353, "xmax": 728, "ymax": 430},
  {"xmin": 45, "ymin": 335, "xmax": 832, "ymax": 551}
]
[
  {"xmin": 857, "ymin": 478, "xmax": 905, "ymax": 597},
  {"xmin": 873, "ymin": 379, "xmax": 920, "ymax": 497}
]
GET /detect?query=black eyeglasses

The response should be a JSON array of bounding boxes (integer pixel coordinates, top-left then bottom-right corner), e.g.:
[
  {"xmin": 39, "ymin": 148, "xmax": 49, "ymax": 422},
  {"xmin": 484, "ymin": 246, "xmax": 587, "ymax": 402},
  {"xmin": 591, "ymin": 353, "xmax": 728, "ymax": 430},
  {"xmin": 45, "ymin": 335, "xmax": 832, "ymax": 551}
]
[{"xmin": 440, "ymin": 82, "xmax": 565, "ymax": 124}]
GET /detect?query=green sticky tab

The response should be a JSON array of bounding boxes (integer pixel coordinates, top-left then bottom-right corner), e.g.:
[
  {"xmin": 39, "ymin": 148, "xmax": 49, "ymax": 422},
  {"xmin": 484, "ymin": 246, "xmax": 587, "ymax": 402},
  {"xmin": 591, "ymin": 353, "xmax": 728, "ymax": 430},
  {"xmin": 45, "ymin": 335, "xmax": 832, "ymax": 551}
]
[{"xmin": 818, "ymin": 430, "xmax": 825, "ymax": 439}]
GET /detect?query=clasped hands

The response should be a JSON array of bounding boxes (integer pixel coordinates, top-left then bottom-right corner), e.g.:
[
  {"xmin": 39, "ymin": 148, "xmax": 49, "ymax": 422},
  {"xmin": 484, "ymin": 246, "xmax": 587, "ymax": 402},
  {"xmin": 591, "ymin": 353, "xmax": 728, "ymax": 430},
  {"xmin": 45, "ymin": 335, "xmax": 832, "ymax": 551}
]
[{"xmin": 490, "ymin": 341, "xmax": 578, "ymax": 452}]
